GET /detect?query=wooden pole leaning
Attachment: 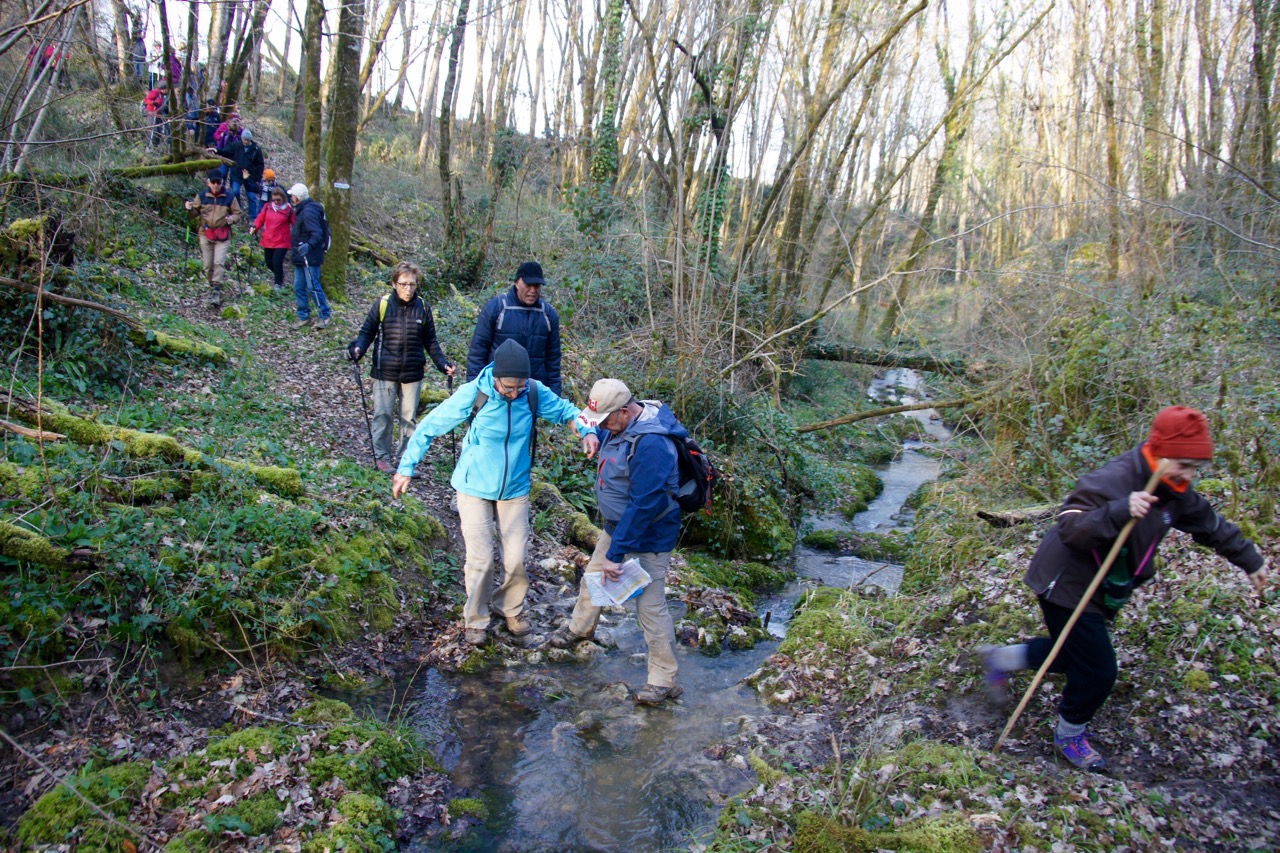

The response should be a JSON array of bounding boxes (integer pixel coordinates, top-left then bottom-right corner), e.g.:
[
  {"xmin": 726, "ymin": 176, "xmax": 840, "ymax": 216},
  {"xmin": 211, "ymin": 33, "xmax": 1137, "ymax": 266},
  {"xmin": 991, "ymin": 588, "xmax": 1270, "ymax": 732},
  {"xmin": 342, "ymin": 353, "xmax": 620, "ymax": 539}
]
[{"xmin": 993, "ymin": 460, "xmax": 1168, "ymax": 753}]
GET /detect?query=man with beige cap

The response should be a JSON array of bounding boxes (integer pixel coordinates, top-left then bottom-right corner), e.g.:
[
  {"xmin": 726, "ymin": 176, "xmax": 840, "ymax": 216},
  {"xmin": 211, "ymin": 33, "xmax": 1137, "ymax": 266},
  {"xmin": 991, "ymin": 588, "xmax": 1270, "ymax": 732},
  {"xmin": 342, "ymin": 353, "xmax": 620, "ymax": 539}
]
[{"xmin": 547, "ymin": 378, "xmax": 690, "ymax": 705}]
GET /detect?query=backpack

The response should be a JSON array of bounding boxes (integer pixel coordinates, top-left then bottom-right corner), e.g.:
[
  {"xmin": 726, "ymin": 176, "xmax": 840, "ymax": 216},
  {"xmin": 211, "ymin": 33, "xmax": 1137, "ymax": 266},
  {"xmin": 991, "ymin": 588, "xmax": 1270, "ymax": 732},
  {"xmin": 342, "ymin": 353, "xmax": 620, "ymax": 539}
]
[
  {"xmin": 496, "ymin": 294, "xmax": 551, "ymax": 332},
  {"xmin": 318, "ymin": 204, "xmax": 332, "ymax": 251},
  {"xmin": 466, "ymin": 381, "xmax": 541, "ymax": 461},
  {"xmin": 625, "ymin": 414, "xmax": 719, "ymax": 514}
]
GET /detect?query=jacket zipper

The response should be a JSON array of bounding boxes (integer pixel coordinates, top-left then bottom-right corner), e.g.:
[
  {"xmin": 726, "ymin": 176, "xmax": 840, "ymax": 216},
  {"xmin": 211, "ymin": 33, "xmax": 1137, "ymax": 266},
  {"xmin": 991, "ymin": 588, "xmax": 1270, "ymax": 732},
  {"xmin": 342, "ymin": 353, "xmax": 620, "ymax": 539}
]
[{"xmin": 498, "ymin": 397, "xmax": 513, "ymax": 499}]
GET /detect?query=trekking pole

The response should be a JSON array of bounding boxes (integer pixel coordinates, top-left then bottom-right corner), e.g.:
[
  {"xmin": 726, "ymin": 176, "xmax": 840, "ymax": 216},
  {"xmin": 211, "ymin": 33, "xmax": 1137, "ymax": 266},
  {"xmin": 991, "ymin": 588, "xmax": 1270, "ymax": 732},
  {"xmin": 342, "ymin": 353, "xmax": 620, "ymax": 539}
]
[
  {"xmin": 993, "ymin": 459, "xmax": 1168, "ymax": 753},
  {"xmin": 447, "ymin": 373, "xmax": 456, "ymax": 466},
  {"xmin": 350, "ymin": 356, "xmax": 377, "ymax": 462}
]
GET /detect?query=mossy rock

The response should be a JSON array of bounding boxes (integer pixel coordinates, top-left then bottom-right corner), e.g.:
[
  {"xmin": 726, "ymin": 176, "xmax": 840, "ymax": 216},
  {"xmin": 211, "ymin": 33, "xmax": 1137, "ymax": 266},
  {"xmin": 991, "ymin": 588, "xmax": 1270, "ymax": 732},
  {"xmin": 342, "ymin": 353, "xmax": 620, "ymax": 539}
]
[
  {"xmin": 803, "ymin": 529, "xmax": 842, "ymax": 550},
  {"xmin": 294, "ymin": 698, "xmax": 356, "ymax": 725},
  {"xmin": 301, "ymin": 823, "xmax": 384, "ymax": 853},
  {"xmin": 251, "ymin": 282, "xmax": 274, "ymax": 296},
  {"xmin": 17, "ymin": 761, "xmax": 150, "ymax": 848},
  {"xmin": 337, "ymin": 791, "xmax": 394, "ymax": 827},
  {"xmin": 449, "ymin": 797, "xmax": 490, "ymax": 820},
  {"xmin": 220, "ymin": 304, "xmax": 248, "ymax": 320}
]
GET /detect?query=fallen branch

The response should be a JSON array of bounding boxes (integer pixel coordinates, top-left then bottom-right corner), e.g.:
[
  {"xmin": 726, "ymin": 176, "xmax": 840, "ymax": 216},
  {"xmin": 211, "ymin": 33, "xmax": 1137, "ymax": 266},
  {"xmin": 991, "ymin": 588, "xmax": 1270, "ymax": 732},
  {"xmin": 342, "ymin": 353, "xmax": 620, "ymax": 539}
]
[
  {"xmin": 976, "ymin": 505, "xmax": 1056, "ymax": 527},
  {"xmin": 0, "ymin": 275, "xmax": 228, "ymax": 363},
  {"xmin": 796, "ymin": 397, "xmax": 973, "ymax": 433},
  {"xmin": 0, "ymin": 392, "xmax": 303, "ymax": 496},
  {"xmin": 0, "ymin": 418, "xmax": 63, "ymax": 440}
]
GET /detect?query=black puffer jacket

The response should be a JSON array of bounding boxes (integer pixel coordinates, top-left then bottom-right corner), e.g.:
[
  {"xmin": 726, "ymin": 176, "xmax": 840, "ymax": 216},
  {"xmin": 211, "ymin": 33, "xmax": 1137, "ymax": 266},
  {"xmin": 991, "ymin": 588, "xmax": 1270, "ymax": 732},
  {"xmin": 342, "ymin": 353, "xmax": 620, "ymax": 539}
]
[
  {"xmin": 350, "ymin": 293, "xmax": 452, "ymax": 383},
  {"xmin": 1024, "ymin": 444, "xmax": 1263, "ymax": 616}
]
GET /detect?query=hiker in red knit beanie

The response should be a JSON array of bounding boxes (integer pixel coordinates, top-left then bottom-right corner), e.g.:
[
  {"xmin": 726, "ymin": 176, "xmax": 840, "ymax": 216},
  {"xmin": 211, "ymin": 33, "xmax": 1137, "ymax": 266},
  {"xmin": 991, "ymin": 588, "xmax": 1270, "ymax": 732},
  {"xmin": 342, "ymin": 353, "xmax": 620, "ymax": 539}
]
[{"xmin": 977, "ymin": 405, "xmax": 1268, "ymax": 771}]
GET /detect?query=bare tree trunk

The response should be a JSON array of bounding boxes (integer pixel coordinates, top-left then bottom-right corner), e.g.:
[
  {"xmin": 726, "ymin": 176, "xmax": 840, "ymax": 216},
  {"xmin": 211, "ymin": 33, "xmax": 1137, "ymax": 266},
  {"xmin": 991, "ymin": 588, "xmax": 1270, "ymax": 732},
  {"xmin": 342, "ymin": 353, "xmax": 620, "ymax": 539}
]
[
  {"xmin": 439, "ymin": 0, "xmax": 471, "ymax": 268},
  {"xmin": 320, "ymin": 0, "xmax": 364, "ymax": 303},
  {"xmin": 108, "ymin": 0, "xmax": 131, "ymax": 82},
  {"xmin": 392, "ymin": 0, "xmax": 412, "ymax": 112},
  {"xmin": 414, "ymin": 0, "xmax": 448, "ymax": 170},
  {"xmin": 277, "ymin": 0, "xmax": 295, "ymax": 101},
  {"xmin": 223, "ymin": 0, "xmax": 272, "ymax": 108}
]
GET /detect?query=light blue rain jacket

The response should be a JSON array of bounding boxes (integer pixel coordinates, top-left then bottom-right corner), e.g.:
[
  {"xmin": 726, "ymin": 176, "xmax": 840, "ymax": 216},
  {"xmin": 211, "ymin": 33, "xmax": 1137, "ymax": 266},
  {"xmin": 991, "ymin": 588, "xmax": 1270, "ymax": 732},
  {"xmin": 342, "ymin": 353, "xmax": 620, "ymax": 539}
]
[{"xmin": 396, "ymin": 363, "xmax": 582, "ymax": 500}]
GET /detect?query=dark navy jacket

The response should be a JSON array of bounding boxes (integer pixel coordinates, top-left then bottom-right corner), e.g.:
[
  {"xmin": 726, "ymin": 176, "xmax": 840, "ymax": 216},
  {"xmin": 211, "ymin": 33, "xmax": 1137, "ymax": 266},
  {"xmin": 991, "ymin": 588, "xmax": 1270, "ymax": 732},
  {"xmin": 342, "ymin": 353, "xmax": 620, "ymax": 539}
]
[
  {"xmin": 466, "ymin": 286, "xmax": 561, "ymax": 394},
  {"xmin": 290, "ymin": 198, "xmax": 327, "ymax": 266}
]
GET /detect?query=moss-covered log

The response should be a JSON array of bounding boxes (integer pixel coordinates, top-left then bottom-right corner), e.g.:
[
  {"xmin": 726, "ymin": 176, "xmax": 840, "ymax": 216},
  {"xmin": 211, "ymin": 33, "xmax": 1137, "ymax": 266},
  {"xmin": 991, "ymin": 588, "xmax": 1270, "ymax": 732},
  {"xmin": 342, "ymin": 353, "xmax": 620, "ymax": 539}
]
[
  {"xmin": 348, "ymin": 232, "xmax": 398, "ymax": 266},
  {"xmin": 530, "ymin": 482, "xmax": 600, "ymax": 551},
  {"xmin": 804, "ymin": 343, "xmax": 974, "ymax": 376},
  {"xmin": 0, "ymin": 393, "xmax": 302, "ymax": 497},
  {"xmin": 0, "ymin": 522, "xmax": 70, "ymax": 568},
  {"xmin": 0, "ymin": 276, "xmax": 227, "ymax": 363},
  {"xmin": 112, "ymin": 159, "xmax": 227, "ymax": 179}
]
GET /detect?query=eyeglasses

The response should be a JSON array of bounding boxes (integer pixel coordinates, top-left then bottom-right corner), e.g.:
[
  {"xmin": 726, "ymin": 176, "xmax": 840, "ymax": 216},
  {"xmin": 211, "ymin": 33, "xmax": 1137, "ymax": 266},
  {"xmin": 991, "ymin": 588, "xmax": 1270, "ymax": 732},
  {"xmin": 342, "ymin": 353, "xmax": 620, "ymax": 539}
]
[
  {"xmin": 208, "ymin": 179, "xmax": 223, "ymax": 184},
  {"xmin": 496, "ymin": 380, "xmax": 527, "ymax": 394},
  {"xmin": 394, "ymin": 279, "xmax": 418, "ymax": 288}
]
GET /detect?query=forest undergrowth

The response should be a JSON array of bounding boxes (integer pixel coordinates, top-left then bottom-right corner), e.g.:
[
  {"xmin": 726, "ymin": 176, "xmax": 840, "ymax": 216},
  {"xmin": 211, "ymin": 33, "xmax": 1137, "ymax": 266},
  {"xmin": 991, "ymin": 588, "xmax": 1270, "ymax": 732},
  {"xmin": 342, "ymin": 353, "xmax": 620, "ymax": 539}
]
[{"xmin": 2, "ymin": 90, "xmax": 1279, "ymax": 852}]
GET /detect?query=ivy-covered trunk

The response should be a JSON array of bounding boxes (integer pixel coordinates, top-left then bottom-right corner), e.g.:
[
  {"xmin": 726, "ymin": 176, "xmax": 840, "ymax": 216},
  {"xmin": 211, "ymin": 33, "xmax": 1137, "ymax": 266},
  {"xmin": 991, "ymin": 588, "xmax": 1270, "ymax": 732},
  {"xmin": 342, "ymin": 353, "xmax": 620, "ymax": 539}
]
[{"xmin": 320, "ymin": 0, "xmax": 365, "ymax": 303}]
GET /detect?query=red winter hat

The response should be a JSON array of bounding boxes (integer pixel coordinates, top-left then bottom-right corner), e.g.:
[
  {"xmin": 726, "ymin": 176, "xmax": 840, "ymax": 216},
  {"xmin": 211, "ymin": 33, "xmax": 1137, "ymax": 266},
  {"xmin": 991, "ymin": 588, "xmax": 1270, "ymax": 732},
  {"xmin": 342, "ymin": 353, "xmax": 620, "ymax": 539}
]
[{"xmin": 1147, "ymin": 406, "xmax": 1213, "ymax": 459}]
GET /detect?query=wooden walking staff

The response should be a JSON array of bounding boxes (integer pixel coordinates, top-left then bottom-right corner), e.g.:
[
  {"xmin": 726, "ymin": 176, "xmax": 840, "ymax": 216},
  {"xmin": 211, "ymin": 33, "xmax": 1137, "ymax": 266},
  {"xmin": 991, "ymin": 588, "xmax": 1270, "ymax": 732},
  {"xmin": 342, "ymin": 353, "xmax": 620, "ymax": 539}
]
[{"xmin": 993, "ymin": 459, "xmax": 1168, "ymax": 753}]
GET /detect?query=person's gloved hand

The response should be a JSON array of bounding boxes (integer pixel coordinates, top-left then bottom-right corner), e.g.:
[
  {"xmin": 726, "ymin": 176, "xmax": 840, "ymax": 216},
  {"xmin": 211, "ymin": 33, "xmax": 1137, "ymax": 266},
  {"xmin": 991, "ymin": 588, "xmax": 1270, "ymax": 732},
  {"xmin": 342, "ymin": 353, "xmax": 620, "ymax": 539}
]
[
  {"xmin": 347, "ymin": 343, "xmax": 362, "ymax": 361},
  {"xmin": 298, "ymin": 242, "xmax": 311, "ymax": 256},
  {"xmin": 1248, "ymin": 559, "xmax": 1269, "ymax": 595}
]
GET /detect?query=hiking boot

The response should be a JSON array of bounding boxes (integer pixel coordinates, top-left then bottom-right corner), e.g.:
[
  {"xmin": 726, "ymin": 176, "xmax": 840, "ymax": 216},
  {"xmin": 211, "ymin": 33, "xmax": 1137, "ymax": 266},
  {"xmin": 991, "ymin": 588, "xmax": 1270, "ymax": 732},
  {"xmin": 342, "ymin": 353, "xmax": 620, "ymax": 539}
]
[
  {"xmin": 1054, "ymin": 732, "xmax": 1108, "ymax": 772},
  {"xmin": 463, "ymin": 628, "xmax": 488, "ymax": 646},
  {"xmin": 374, "ymin": 459, "xmax": 394, "ymax": 474},
  {"xmin": 490, "ymin": 607, "xmax": 531, "ymax": 637},
  {"xmin": 545, "ymin": 626, "xmax": 593, "ymax": 649},
  {"xmin": 976, "ymin": 644, "xmax": 1010, "ymax": 705},
  {"xmin": 292, "ymin": 317, "xmax": 313, "ymax": 329},
  {"xmin": 315, "ymin": 317, "xmax": 330, "ymax": 329},
  {"xmin": 634, "ymin": 683, "xmax": 683, "ymax": 705}
]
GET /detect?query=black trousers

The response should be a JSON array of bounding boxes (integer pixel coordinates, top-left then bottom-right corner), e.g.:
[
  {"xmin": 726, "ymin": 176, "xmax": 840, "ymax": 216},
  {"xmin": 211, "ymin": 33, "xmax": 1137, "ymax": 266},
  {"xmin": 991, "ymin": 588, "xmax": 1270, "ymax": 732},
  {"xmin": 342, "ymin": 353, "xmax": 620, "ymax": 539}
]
[
  {"xmin": 1025, "ymin": 597, "xmax": 1117, "ymax": 725},
  {"xmin": 263, "ymin": 247, "xmax": 288, "ymax": 287}
]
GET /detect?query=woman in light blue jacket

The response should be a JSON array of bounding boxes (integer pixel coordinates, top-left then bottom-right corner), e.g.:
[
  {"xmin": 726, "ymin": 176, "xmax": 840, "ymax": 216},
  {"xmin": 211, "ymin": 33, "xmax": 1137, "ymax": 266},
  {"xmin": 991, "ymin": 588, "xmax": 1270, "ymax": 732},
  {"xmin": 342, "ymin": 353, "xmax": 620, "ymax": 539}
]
[{"xmin": 392, "ymin": 340, "xmax": 585, "ymax": 646}]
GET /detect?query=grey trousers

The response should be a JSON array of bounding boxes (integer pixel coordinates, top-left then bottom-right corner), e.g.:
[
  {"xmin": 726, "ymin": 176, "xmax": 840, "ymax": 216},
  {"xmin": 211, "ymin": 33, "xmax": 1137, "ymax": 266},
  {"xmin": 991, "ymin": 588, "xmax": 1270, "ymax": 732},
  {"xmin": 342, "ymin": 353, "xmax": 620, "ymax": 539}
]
[
  {"xmin": 370, "ymin": 379, "xmax": 422, "ymax": 462},
  {"xmin": 567, "ymin": 530, "xmax": 679, "ymax": 688}
]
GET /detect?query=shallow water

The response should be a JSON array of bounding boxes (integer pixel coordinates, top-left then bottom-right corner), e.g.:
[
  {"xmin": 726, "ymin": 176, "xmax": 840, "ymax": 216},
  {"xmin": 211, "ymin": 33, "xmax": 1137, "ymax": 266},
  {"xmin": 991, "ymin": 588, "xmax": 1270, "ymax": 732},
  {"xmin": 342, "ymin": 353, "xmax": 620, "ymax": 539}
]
[{"xmin": 386, "ymin": 369, "xmax": 950, "ymax": 851}]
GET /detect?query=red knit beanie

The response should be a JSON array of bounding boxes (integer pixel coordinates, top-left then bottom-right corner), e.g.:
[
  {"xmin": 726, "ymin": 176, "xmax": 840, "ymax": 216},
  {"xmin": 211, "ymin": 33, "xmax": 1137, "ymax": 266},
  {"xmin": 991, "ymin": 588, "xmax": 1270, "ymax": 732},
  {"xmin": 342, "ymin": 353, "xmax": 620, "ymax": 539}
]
[{"xmin": 1147, "ymin": 406, "xmax": 1213, "ymax": 459}]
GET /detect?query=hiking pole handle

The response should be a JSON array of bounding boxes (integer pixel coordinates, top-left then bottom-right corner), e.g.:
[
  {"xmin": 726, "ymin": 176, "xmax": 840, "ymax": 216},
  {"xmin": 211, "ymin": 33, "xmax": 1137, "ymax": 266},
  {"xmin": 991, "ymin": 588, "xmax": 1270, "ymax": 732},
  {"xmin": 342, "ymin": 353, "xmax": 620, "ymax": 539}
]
[{"xmin": 993, "ymin": 459, "xmax": 1167, "ymax": 754}]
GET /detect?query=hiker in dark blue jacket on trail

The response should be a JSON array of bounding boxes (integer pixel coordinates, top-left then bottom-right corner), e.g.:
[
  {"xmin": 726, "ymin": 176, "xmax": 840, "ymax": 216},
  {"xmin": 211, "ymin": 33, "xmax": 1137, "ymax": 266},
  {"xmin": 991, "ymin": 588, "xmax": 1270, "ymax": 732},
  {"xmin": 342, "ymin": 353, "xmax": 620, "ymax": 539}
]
[
  {"xmin": 466, "ymin": 261, "xmax": 562, "ymax": 395},
  {"xmin": 547, "ymin": 378, "xmax": 687, "ymax": 706},
  {"xmin": 287, "ymin": 183, "xmax": 331, "ymax": 330}
]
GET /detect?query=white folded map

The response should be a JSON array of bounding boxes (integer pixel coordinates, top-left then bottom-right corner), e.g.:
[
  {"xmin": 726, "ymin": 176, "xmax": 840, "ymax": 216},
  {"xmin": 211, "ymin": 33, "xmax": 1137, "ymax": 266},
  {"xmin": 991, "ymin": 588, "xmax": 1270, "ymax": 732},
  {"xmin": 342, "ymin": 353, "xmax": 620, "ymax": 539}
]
[{"xmin": 584, "ymin": 558, "xmax": 651, "ymax": 607}]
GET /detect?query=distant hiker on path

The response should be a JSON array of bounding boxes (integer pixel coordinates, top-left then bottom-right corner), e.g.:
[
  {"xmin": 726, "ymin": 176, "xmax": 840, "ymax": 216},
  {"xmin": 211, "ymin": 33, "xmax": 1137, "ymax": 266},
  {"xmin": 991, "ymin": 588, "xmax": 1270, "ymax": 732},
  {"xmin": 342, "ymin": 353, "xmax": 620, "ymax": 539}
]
[
  {"xmin": 185, "ymin": 168, "xmax": 241, "ymax": 309},
  {"xmin": 348, "ymin": 261, "xmax": 457, "ymax": 474},
  {"xmin": 391, "ymin": 341, "xmax": 586, "ymax": 646},
  {"xmin": 287, "ymin": 183, "xmax": 331, "ymax": 330},
  {"xmin": 979, "ymin": 405, "xmax": 1269, "ymax": 771},
  {"xmin": 249, "ymin": 183, "xmax": 294, "ymax": 290},
  {"xmin": 210, "ymin": 128, "xmax": 264, "ymax": 220},
  {"xmin": 546, "ymin": 379, "xmax": 687, "ymax": 706},
  {"xmin": 466, "ymin": 261, "xmax": 562, "ymax": 396}
]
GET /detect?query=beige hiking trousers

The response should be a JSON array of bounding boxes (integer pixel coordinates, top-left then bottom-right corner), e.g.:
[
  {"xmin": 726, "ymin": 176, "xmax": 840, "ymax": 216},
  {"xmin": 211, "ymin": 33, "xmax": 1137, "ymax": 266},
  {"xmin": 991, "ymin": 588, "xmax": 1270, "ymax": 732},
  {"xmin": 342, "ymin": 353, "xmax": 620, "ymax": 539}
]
[
  {"xmin": 567, "ymin": 529, "xmax": 679, "ymax": 688},
  {"xmin": 456, "ymin": 492, "xmax": 530, "ymax": 630}
]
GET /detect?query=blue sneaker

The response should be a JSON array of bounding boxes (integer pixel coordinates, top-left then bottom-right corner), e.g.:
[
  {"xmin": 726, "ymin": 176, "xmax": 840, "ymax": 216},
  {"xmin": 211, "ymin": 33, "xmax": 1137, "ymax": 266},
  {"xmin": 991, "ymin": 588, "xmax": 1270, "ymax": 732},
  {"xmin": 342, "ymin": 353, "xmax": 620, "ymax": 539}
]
[
  {"xmin": 976, "ymin": 645, "xmax": 1010, "ymax": 705},
  {"xmin": 1054, "ymin": 731, "xmax": 1108, "ymax": 772}
]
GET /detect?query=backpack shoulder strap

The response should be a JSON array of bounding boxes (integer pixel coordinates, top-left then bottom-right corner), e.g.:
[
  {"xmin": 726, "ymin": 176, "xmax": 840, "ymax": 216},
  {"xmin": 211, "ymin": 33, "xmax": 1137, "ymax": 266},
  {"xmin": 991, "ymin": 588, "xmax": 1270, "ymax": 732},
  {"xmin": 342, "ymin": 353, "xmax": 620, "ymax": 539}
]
[
  {"xmin": 527, "ymin": 380, "xmax": 540, "ymax": 462},
  {"xmin": 467, "ymin": 389, "xmax": 489, "ymax": 426},
  {"xmin": 378, "ymin": 293, "xmax": 390, "ymax": 322}
]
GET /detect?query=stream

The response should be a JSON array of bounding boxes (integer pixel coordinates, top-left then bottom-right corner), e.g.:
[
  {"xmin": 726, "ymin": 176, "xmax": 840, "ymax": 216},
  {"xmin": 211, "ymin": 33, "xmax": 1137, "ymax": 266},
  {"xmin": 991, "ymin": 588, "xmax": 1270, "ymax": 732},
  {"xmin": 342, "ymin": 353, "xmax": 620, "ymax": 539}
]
[{"xmin": 379, "ymin": 369, "xmax": 950, "ymax": 852}]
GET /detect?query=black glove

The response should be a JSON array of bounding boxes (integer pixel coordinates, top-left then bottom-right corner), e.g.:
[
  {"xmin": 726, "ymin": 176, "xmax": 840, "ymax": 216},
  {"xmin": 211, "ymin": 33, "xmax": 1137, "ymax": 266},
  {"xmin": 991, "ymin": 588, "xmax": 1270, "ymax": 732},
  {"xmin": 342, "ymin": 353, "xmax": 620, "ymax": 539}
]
[
  {"xmin": 298, "ymin": 242, "xmax": 311, "ymax": 257},
  {"xmin": 347, "ymin": 343, "xmax": 361, "ymax": 361}
]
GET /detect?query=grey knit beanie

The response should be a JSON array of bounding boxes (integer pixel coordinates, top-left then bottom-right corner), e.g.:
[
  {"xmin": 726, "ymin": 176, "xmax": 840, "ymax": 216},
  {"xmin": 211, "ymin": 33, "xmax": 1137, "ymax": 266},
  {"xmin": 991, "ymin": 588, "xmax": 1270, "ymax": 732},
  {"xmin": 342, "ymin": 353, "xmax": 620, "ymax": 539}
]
[{"xmin": 492, "ymin": 340, "xmax": 530, "ymax": 380}]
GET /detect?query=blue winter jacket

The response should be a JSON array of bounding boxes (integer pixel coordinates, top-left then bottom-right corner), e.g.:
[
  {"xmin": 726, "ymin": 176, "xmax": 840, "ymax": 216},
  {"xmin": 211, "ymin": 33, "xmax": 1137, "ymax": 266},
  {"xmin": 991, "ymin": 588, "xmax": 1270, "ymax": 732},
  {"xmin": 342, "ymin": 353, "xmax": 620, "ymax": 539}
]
[
  {"xmin": 397, "ymin": 363, "xmax": 583, "ymax": 500},
  {"xmin": 591, "ymin": 402, "xmax": 687, "ymax": 562},
  {"xmin": 290, "ymin": 198, "xmax": 327, "ymax": 266},
  {"xmin": 466, "ymin": 287, "xmax": 562, "ymax": 395}
]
